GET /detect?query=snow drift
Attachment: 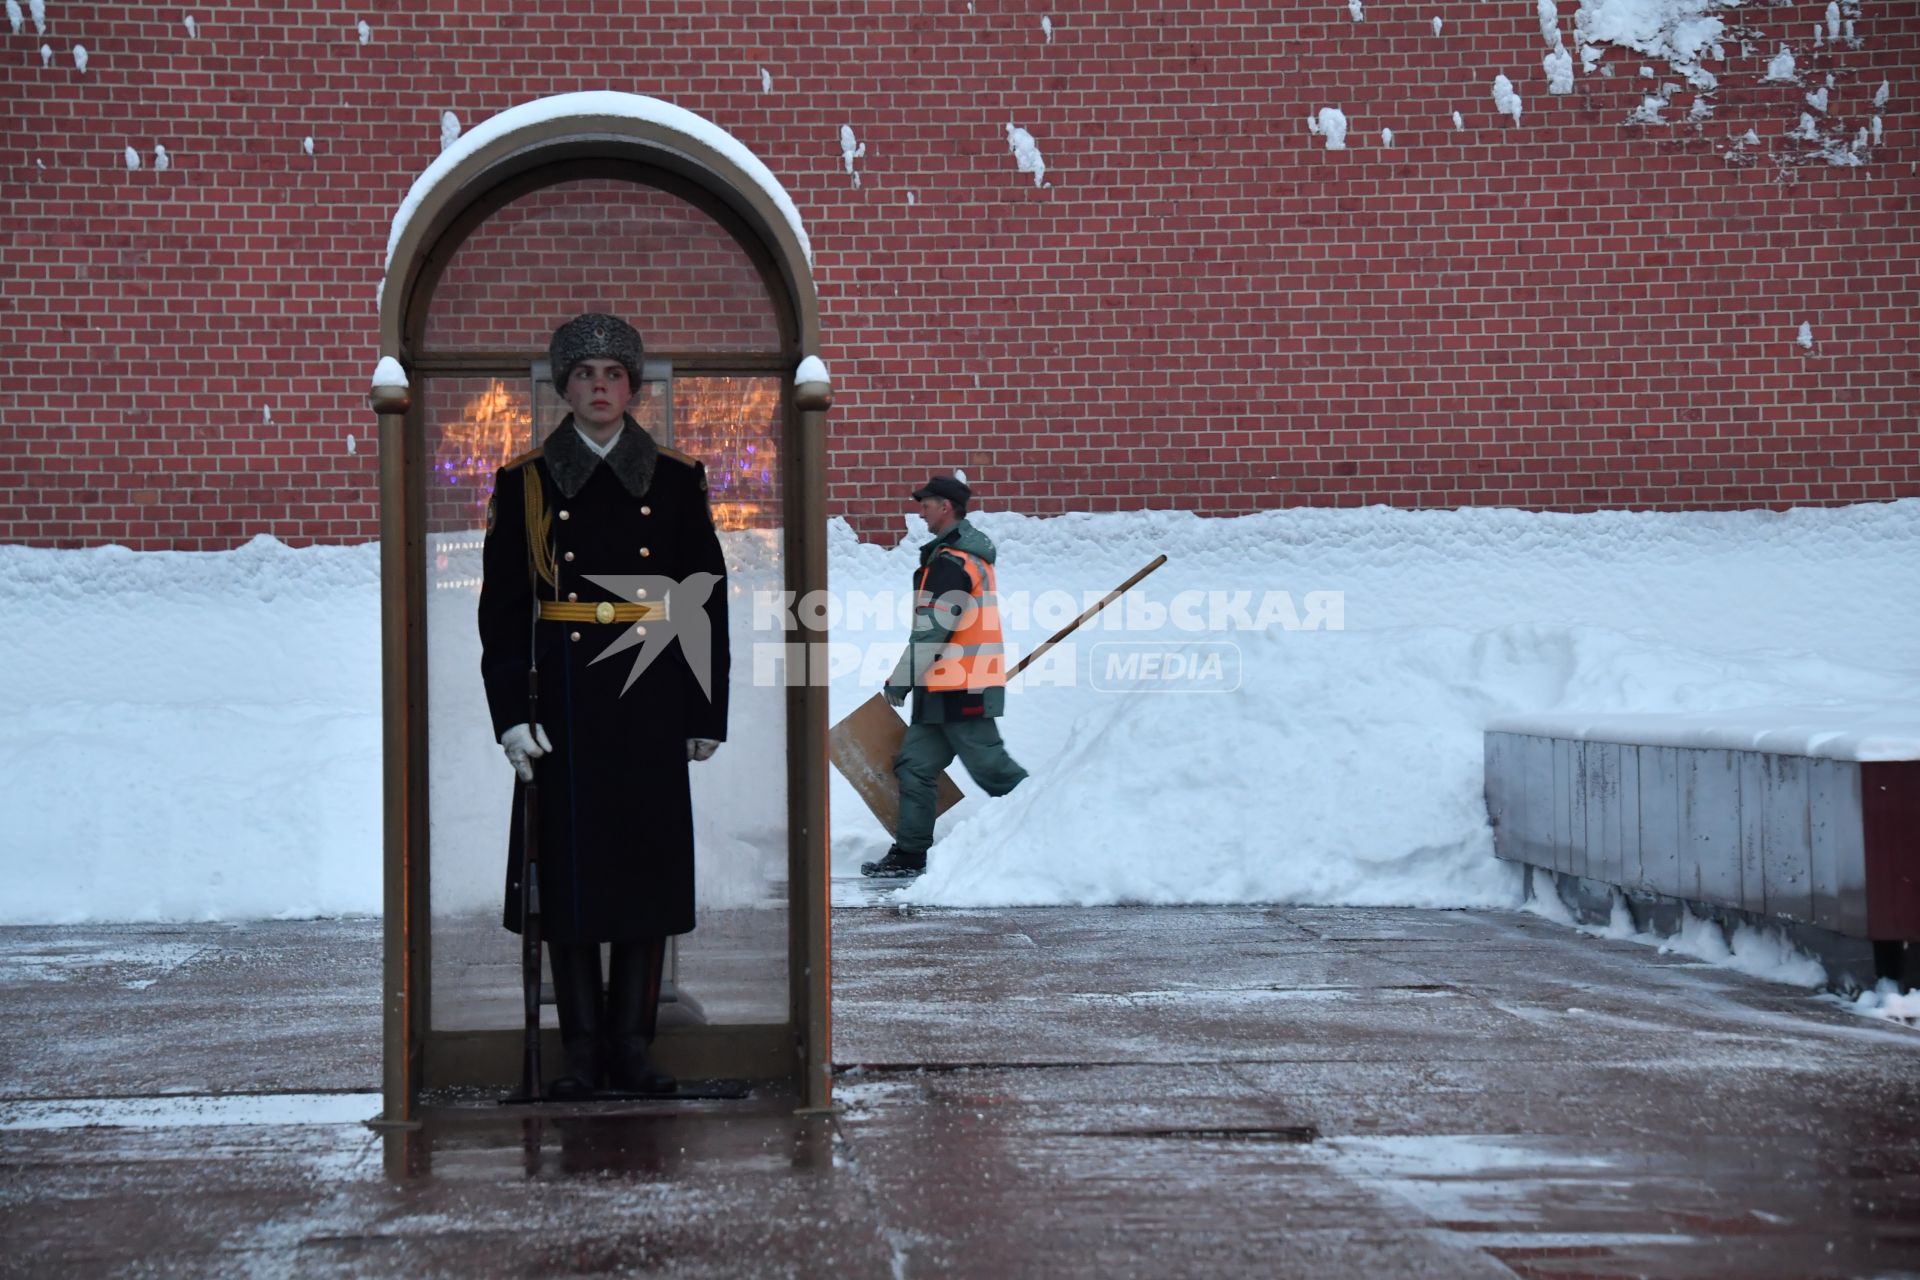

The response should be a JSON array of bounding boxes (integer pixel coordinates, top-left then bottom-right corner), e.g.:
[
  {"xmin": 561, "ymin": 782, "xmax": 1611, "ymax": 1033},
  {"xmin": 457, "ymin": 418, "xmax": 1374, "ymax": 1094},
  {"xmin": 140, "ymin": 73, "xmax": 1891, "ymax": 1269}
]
[{"xmin": 2, "ymin": 501, "xmax": 1917, "ymax": 923}]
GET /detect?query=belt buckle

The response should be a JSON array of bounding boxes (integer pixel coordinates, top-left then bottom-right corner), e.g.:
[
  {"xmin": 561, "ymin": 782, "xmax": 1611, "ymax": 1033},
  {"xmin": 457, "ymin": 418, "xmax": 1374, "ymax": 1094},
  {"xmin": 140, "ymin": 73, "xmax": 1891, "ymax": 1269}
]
[{"xmin": 594, "ymin": 601, "xmax": 616, "ymax": 625}]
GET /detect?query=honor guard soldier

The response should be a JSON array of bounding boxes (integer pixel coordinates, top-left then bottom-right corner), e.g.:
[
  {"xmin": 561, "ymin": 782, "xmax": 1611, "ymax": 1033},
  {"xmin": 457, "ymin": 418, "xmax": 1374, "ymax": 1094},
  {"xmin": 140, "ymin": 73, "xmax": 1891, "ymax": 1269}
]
[{"xmin": 478, "ymin": 312, "xmax": 730, "ymax": 1098}]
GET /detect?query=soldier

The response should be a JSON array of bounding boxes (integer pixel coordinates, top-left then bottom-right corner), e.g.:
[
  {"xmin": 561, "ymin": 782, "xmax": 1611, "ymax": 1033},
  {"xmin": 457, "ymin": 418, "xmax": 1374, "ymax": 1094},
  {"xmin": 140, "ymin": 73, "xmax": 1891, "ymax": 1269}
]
[
  {"xmin": 863, "ymin": 474, "xmax": 1029, "ymax": 879},
  {"xmin": 478, "ymin": 313, "xmax": 729, "ymax": 1098}
]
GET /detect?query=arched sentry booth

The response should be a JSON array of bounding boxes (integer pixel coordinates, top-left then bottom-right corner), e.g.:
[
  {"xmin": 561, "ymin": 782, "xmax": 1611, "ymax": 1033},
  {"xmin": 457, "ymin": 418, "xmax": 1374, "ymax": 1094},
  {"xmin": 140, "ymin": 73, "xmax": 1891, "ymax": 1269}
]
[{"xmin": 369, "ymin": 94, "xmax": 832, "ymax": 1122}]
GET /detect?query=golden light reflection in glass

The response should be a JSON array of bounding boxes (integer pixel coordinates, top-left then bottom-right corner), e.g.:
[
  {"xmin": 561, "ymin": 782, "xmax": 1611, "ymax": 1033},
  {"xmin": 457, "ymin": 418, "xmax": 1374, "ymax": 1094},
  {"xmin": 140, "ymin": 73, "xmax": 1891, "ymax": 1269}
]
[
  {"xmin": 675, "ymin": 377, "xmax": 781, "ymax": 531},
  {"xmin": 435, "ymin": 379, "xmax": 533, "ymax": 525},
  {"xmin": 440, "ymin": 375, "xmax": 780, "ymax": 533}
]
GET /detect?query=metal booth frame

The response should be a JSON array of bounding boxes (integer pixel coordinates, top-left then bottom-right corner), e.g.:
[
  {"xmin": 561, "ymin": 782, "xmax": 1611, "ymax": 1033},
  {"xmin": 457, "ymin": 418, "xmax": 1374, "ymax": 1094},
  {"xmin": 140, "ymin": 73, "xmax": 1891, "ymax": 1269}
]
[{"xmin": 370, "ymin": 106, "xmax": 831, "ymax": 1123}]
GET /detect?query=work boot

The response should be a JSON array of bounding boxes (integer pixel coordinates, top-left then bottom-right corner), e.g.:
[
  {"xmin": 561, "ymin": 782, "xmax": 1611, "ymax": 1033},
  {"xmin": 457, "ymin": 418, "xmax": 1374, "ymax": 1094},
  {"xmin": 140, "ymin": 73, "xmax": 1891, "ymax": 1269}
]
[
  {"xmin": 860, "ymin": 846, "xmax": 927, "ymax": 879},
  {"xmin": 606, "ymin": 937, "xmax": 676, "ymax": 1095},
  {"xmin": 546, "ymin": 941, "xmax": 605, "ymax": 1100}
]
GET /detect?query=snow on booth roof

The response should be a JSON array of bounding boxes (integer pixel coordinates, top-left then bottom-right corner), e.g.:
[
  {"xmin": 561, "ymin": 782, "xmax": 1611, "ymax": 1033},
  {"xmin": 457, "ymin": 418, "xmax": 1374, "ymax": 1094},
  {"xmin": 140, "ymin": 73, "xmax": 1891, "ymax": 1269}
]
[
  {"xmin": 1485, "ymin": 708, "xmax": 1920, "ymax": 763},
  {"xmin": 381, "ymin": 91, "xmax": 813, "ymax": 286}
]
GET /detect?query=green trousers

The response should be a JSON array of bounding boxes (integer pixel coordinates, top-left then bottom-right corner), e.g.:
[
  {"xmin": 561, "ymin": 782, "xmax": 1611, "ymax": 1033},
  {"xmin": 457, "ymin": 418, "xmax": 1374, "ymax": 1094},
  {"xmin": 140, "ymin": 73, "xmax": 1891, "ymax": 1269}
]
[{"xmin": 893, "ymin": 719, "xmax": 1029, "ymax": 855}]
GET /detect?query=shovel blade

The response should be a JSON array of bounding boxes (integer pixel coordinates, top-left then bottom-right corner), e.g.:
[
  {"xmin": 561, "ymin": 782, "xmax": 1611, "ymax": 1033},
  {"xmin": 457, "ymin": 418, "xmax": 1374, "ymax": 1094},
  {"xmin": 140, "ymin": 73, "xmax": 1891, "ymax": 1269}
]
[{"xmin": 828, "ymin": 693, "xmax": 965, "ymax": 836}]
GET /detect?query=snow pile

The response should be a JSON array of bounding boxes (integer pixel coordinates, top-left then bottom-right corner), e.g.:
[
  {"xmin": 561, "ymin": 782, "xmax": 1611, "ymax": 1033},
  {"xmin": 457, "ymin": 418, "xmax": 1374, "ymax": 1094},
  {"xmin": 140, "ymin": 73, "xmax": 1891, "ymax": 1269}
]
[
  {"xmin": 0, "ymin": 538, "xmax": 384, "ymax": 923},
  {"xmin": 1527, "ymin": 888, "xmax": 1829, "ymax": 988},
  {"xmin": 1309, "ymin": 107, "xmax": 1350, "ymax": 149},
  {"xmin": 839, "ymin": 124, "xmax": 865, "ymax": 187},
  {"xmin": 1628, "ymin": 93, "xmax": 1670, "ymax": 125},
  {"xmin": 1489, "ymin": 707, "xmax": 1920, "ymax": 761},
  {"xmin": 370, "ymin": 355, "xmax": 408, "ymax": 389},
  {"xmin": 1544, "ymin": 44, "xmax": 1574, "ymax": 94},
  {"xmin": 1848, "ymin": 982, "xmax": 1920, "ymax": 1025},
  {"xmin": 5, "ymin": 503, "xmax": 1919, "ymax": 924},
  {"xmin": 1492, "ymin": 75, "xmax": 1523, "ymax": 123},
  {"xmin": 1006, "ymin": 123, "xmax": 1046, "ymax": 187},
  {"xmin": 1574, "ymin": 0, "xmax": 1725, "ymax": 89},
  {"xmin": 869, "ymin": 502, "xmax": 1920, "ymax": 909}
]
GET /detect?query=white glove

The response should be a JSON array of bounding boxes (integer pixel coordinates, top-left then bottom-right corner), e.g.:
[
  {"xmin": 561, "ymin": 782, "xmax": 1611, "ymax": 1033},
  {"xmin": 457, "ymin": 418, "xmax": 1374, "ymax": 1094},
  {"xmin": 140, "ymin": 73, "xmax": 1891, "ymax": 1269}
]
[
  {"xmin": 500, "ymin": 723, "xmax": 553, "ymax": 782},
  {"xmin": 687, "ymin": 738, "xmax": 720, "ymax": 762}
]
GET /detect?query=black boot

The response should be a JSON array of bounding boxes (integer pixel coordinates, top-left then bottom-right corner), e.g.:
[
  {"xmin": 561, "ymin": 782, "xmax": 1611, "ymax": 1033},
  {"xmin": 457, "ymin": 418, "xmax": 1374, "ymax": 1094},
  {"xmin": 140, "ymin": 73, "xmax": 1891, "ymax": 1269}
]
[
  {"xmin": 606, "ymin": 937, "xmax": 676, "ymax": 1095},
  {"xmin": 860, "ymin": 845, "xmax": 926, "ymax": 879},
  {"xmin": 546, "ymin": 941, "xmax": 605, "ymax": 1100}
]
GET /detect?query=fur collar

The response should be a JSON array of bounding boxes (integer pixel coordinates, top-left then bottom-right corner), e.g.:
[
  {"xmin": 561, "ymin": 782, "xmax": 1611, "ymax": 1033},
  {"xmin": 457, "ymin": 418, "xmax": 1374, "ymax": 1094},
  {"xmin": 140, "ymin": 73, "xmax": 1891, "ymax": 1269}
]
[{"xmin": 543, "ymin": 415, "xmax": 658, "ymax": 499}]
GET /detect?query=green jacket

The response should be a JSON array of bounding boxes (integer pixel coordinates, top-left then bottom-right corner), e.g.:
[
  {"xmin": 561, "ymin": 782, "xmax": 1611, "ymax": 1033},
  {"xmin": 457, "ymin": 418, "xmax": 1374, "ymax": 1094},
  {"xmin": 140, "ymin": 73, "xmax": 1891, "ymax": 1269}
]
[{"xmin": 885, "ymin": 519, "xmax": 1007, "ymax": 724}]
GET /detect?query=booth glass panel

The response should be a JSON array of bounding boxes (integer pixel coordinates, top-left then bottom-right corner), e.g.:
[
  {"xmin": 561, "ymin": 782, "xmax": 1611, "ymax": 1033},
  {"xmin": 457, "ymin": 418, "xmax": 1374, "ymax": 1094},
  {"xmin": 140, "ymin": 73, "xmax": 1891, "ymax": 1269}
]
[
  {"xmin": 671, "ymin": 375, "xmax": 787, "ymax": 1025},
  {"xmin": 421, "ymin": 375, "xmax": 536, "ymax": 1035},
  {"xmin": 421, "ymin": 371, "xmax": 790, "ymax": 1034}
]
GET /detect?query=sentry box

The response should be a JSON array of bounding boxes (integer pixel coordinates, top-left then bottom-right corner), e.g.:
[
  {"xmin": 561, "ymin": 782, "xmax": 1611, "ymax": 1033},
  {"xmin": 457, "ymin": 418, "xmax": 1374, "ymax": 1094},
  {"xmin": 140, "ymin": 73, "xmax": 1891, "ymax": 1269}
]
[{"xmin": 369, "ymin": 95, "xmax": 832, "ymax": 1123}]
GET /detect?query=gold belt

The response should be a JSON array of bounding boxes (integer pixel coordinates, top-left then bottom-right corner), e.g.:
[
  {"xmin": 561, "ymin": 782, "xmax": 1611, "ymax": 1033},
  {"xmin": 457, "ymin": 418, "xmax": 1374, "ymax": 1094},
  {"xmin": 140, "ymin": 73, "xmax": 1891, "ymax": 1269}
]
[{"xmin": 539, "ymin": 600, "xmax": 669, "ymax": 624}]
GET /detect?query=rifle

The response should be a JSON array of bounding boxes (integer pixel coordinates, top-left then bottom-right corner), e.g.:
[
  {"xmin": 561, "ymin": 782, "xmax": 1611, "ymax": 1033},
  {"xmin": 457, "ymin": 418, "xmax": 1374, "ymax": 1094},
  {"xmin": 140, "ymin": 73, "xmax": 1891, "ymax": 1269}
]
[{"xmin": 514, "ymin": 661, "xmax": 544, "ymax": 1102}]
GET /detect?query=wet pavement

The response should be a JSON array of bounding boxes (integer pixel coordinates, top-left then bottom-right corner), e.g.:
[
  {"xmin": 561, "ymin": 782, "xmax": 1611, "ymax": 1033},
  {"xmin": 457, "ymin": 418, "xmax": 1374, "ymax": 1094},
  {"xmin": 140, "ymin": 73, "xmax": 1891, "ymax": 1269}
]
[{"xmin": 3, "ymin": 900, "xmax": 1918, "ymax": 1277}]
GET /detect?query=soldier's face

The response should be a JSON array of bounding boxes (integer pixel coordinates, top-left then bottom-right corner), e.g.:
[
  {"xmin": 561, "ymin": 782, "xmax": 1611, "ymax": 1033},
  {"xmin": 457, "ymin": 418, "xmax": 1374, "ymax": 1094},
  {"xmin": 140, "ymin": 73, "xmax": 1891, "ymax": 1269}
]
[{"xmin": 563, "ymin": 360, "xmax": 636, "ymax": 436}]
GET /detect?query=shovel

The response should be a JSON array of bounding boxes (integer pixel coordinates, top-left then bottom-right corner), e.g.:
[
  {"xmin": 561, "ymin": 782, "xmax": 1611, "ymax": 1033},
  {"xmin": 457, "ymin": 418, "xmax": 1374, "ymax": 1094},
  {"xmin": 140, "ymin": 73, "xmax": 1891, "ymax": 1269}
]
[{"xmin": 828, "ymin": 554, "xmax": 1169, "ymax": 834}]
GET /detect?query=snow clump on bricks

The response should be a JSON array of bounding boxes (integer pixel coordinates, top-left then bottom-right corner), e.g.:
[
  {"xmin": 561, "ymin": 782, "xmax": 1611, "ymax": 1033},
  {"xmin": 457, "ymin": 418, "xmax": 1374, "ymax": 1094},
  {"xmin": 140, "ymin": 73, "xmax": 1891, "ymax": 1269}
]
[{"xmin": 1006, "ymin": 123, "xmax": 1046, "ymax": 186}]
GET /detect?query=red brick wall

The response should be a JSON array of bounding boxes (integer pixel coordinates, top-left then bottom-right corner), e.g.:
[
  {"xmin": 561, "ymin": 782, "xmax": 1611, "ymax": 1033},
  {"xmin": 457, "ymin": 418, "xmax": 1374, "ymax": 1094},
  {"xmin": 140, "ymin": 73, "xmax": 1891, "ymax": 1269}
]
[{"xmin": 3, "ymin": 0, "xmax": 1915, "ymax": 550}]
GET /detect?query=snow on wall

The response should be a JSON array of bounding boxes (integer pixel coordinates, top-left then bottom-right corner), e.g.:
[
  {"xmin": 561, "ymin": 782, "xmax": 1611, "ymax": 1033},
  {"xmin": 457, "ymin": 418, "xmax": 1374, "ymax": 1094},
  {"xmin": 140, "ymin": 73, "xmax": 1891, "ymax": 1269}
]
[
  {"xmin": 3, "ymin": 2, "xmax": 1915, "ymax": 551},
  {"xmin": 1564, "ymin": 0, "xmax": 1884, "ymax": 168}
]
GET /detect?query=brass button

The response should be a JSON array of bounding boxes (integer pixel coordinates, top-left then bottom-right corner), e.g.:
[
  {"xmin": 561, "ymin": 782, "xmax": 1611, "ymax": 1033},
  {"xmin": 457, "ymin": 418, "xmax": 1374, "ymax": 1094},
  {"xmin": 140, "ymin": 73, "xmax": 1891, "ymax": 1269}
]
[
  {"xmin": 633, "ymin": 624, "xmax": 648, "ymax": 637},
  {"xmin": 567, "ymin": 592, "xmax": 578, "ymax": 602},
  {"xmin": 639, "ymin": 547, "xmax": 651, "ymax": 558},
  {"xmin": 569, "ymin": 631, "xmax": 581, "ymax": 642},
  {"xmin": 594, "ymin": 601, "xmax": 617, "ymax": 625},
  {"xmin": 641, "ymin": 505, "xmax": 652, "ymax": 516},
  {"xmin": 635, "ymin": 588, "xmax": 648, "ymax": 600},
  {"xmin": 563, "ymin": 551, "xmax": 575, "ymax": 562},
  {"xmin": 558, "ymin": 509, "xmax": 570, "ymax": 521}
]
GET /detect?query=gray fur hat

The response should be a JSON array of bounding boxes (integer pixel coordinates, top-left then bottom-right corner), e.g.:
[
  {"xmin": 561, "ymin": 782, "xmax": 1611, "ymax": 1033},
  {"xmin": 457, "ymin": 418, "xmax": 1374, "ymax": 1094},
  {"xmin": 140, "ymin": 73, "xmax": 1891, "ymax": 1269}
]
[{"xmin": 549, "ymin": 312, "xmax": 643, "ymax": 391}]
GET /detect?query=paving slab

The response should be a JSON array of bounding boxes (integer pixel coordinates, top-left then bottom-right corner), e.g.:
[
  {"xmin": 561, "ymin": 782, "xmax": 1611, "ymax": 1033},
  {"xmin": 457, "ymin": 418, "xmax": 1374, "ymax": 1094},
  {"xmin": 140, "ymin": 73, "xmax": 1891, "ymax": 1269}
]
[{"xmin": 2, "ymin": 900, "xmax": 1917, "ymax": 1277}]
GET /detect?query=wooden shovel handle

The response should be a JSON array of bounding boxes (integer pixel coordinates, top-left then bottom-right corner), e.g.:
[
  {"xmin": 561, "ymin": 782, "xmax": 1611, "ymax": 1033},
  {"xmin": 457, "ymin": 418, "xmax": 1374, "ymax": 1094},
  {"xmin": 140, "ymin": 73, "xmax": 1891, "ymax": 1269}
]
[{"xmin": 1007, "ymin": 554, "xmax": 1168, "ymax": 681}]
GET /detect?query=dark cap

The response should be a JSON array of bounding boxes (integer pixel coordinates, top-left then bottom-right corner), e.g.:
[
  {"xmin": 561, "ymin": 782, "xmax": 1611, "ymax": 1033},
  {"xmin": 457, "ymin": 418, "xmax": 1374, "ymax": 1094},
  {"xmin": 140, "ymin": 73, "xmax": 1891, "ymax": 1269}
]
[
  {"xmin": 549, "ymin": 312, "xmax": 643, "ymax": 392},
  {"xmin": 911, "ymin": 474, "xmax": 971, "ymax": 507}
]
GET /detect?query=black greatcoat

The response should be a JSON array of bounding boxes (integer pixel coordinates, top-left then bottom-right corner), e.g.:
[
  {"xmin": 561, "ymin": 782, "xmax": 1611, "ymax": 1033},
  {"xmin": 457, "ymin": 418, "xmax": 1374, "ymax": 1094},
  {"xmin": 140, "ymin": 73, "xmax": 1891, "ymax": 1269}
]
[{"xmin": 478, "ymin": 415, "xmax": 729, "ymax": 942}]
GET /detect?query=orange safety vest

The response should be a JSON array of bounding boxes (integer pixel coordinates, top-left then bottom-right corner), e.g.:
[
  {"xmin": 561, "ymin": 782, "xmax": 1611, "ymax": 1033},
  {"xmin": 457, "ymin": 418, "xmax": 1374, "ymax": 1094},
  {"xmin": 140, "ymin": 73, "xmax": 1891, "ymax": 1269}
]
[{"xmin": 915, "ymin": 548, "xmax": 1006, "ymax": 693}]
